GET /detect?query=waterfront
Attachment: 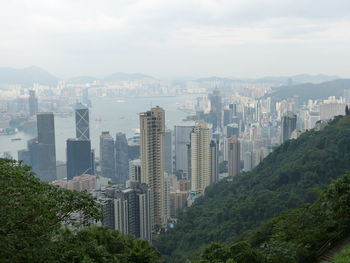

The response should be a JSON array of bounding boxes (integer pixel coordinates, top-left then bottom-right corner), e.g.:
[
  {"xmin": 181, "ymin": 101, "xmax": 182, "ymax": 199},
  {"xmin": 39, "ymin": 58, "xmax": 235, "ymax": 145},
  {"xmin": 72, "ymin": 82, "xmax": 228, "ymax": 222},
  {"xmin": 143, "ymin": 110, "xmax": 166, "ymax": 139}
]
[{"xmin": 0, "ymin": 95, "xmax": 195, "ymax": 161}]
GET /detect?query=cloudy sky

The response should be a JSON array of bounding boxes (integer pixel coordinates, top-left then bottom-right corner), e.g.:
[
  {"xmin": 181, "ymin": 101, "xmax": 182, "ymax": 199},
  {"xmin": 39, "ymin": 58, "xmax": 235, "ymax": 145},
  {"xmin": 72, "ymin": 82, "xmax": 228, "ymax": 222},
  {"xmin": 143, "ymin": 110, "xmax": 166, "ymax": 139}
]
[{"xmin": 0, "ymin": 0, "xmax": 350, "ymax": 79}]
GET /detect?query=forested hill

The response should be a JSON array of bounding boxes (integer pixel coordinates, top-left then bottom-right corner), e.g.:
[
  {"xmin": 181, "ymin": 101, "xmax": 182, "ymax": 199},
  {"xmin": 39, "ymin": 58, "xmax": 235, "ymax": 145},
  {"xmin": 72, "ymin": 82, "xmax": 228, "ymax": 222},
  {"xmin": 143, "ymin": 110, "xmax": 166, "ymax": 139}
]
[{"xmin": 157, "ymin": 115, "xmax": 350, "ymax": 262}]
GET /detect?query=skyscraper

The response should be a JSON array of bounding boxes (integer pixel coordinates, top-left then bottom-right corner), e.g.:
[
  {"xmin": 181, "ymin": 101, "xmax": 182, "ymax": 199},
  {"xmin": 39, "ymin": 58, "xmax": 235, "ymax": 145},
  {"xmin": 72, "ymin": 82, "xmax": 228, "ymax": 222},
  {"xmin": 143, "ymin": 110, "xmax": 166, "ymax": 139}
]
[
  {"xmin": 115, "ymin": 132, "xmax": 129, "ymax": 185},
  {"xmin": 75, "ymin": 103, "xmax": 90, "ymax": 141},
  {"xmin": 129, "ymin": 159, "xmax": 142, "ymax": 183},
  {"xmin": 66, "ymin": 139, "xmax": 92, "ymax": 180},
  {"xmin": 101, "ymin": 182, "xmax": 152, "ymax": 241},
  {"xmin": 209, "ymin": 139, "xmax": 219, "ymax": 184},
  {"xmin": 208, "ymin": 88, "xmax": 222, "ymax": 131},
  {"xmin": 163, "ymin": 129, "xmax": 172, "ymax": 174},
  {"xmin": 140, "ymin": 106, "xmax": 166, "ymax": 230},
  {"xmin": 36, "ymin": 112, "xmax": 57, "ymax": 182},
  {"xmin": 174, "ymin": 121, "xmax": 195, "ymax": 179},
  {"xmin": 28, "ymin": 90, "xmax": 38, "ymax": 116},
  {"xmin": 228, "ymin": 136, "xmax": 240, "ymax": 177},
  {"xmin": 282, "ymin": 112, "xmax": 297, "ymax": 143},
  {"xmin": 190, "ymin": 121, "xmax": 210, "ymax": 196},
  {"xmin": 100, "ymin": 131, "xmax": 116, "ymax": 180}
]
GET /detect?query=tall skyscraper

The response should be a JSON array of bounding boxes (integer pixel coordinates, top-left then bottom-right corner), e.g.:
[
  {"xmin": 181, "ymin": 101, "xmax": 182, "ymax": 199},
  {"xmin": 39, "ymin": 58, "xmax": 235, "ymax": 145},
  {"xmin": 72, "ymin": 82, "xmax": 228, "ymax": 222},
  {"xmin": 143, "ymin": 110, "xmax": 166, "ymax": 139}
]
[
  {"xmin": 66, "ymin": 139, "xmax": 92, "ymax": 180},
  {"xmin": 208, "ymin": 88, "xmax": 222, "ymax": 132},
  {"xmin": 228, "ymin": 136, "xmax": 240, "ymax": 177},
  {"xmin": 115, "ymin": 132, "xmax": 129, "ymax": 185},
  {"xmin": 209, "ymin": 139, "xmax": 219, "ymax": 184},
  {"xmin": 190, "ymin": 121, "xmax": 210, "ymax": 196},
  {"xmin": 140, "ymin": 106, "xmax": 166, "ymax": 230},
  {"xmin": 163, "ymin": 129, "xmax": 172, "ymax": 174},
  {"xmin": 282, "ymin": 112, "xmax": 297, "ymax": 143},
  {"xmin": 75, "ymin": 103, "xmax": 90, "ymax": 141},
  {"xmin": 28, "ymin": 90, "xmax": 38, "ymax": 116},
  {"xmin": 229, "ymin": 103, "xmax": 237, "ymax": 117},
  {"xmin": 100, "ymin": 131, "xmax": 116, "ymax": 180},
  {"xmin": 36, "ymin": 112, "xmax": 57, "ymax": 182},
  {"xmin": 174, "ymin": 121, "xmax": 195, "ymax": 179}
]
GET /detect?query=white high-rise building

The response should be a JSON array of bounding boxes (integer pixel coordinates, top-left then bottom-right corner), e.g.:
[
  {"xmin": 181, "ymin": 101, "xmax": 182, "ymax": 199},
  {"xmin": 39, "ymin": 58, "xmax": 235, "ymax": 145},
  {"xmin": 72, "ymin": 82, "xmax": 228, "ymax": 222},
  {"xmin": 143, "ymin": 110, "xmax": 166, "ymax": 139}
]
[
  {"xmin": 190, "ymin": 121, "xmax": 210, "ymax": 197},
  {"xmin": 140, "ymin": 106, "xmax": 166, "ymax": 230},
  {"xmin": 174, "ymin": 121, "xmax": 195, "ymax": 178}
]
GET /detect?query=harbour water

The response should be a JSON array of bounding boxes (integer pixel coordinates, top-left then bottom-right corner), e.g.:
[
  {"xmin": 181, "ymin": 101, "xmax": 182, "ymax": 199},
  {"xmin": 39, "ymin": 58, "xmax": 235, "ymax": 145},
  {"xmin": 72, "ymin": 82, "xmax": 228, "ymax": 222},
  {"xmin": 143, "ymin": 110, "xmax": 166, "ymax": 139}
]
[{"xmin": 0, "ymin": 95, "xmax": 196, "ymax": 162}]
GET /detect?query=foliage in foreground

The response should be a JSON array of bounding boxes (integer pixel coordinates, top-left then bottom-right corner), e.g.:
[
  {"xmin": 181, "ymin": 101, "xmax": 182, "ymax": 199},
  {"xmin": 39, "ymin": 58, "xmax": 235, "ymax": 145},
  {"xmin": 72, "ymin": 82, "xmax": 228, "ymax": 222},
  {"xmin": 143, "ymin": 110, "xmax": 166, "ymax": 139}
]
[
  {"xmin": 200, "ymin": 173, "xmax": 350, "ymax": 263},
  {"xmin": 333, "ymin": 245, "xmax": 350, "ymax": 263},
  {"xmin": 157, "ymin": 115, "xmax": 350, "ymax": 262},
  {"xmin": 0, "ymin": 158, "xmax": 160, "ymax": 263}
]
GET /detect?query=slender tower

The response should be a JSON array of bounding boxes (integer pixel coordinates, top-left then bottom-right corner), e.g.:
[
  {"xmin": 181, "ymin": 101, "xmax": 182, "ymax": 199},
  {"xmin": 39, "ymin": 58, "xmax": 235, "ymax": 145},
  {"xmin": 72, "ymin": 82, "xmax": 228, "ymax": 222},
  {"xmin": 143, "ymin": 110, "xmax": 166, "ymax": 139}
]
[
  {"xmin": 36, "ymin": 112, "xmax": 56, "ymax": 182},
  {"xmin": 190, "ymin": 121, "xmax": 210, "ymax": 196},
  {"xmin": 228, "ymin": 136, "xmax": 240, "ymax": 177},
  {"xmin": 140, "ymin": 106, "xmax": 165, "ymax": 231}
]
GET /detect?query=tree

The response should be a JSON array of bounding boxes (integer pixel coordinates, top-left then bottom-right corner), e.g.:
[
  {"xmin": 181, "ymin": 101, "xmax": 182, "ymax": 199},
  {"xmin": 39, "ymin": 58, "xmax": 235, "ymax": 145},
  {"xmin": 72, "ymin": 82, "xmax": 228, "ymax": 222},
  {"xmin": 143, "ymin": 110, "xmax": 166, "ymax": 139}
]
[{"xmin": 0, "ymin": 158, "xmax": 161, "ymax": 263}]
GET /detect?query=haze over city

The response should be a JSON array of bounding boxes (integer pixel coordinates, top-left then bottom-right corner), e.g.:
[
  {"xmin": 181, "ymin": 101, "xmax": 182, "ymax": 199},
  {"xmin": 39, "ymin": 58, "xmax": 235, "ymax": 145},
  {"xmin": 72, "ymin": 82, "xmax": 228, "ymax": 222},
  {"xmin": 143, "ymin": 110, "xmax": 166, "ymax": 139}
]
[
  {"xmin": 1, "ymin": 0, "xmax": 350, "ymax": 79},
  {"xmin": 2, "ymin": 1, "xmax": 350, "ymax": 263}
]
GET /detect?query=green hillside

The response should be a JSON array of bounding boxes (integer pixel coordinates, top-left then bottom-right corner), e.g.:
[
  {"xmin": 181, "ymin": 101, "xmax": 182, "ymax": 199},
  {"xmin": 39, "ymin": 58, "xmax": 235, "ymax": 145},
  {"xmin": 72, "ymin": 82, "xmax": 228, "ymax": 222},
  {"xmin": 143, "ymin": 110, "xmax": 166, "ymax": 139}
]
[
  {"xmin": 199, "ymin": 172, "xmax": 350, "ymax": 263},
  {"xmin": 157, "ymin": 115, "xmax": 350, "ymax": 262}
]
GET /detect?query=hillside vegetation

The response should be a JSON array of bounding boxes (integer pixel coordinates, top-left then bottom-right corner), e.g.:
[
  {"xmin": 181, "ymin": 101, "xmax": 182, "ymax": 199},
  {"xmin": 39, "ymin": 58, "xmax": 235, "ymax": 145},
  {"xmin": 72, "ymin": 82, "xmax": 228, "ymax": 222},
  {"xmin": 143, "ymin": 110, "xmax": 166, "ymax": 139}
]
[
  {"xmin": 157, "ymin": 115, "xmax": 350, "ymax": 262},
  {"xmin": 0, "ymin": 158, "xmax": 160, "ymax": 263},
  {"xmin": 199, "ymin": 172, "xmax": 350, "ymax": 262}
]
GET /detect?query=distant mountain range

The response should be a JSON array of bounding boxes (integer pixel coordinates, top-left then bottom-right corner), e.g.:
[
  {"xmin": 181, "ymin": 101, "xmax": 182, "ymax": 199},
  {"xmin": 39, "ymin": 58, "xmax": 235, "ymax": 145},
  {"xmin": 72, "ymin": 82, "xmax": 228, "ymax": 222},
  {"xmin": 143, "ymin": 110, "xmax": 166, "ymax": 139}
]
[
  {"xmin": 0, "ymin": 66, "xmax": 341, "ymax": 87},
  {"xmin": 0, "ymin": 66, "xmax": 60, "ymax": 87},
  {"xmin": 268, "ymin": 79, "xmax": 350, "ymax": 102},
  {"xmin": 254, "ymin": 73, "xmax": 339, "ymax": 84},
  {"xmin": 194, "ymin": 74, "xmax": 339, "ymax": 85}
]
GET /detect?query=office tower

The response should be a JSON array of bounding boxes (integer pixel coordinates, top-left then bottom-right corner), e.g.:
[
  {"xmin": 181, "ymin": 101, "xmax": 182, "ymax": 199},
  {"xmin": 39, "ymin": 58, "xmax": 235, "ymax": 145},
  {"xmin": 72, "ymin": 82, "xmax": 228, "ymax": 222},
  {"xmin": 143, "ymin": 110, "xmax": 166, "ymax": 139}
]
[
  {"xmin": 208, "ymin": 88, "xmax": 222, "ymax": 131},
  {"xmin": 209, "ymin": 139, "xmax": 219, "ymax": 184},
  {"xmin": 101, "ymin": 182, "xmax": 152, "ymax": 241},
  {"xmin": 90, "ymin": 149, "xmax": 95, "ymax": 175},
  {"xmin": 281, "ymin": 112, "xmax": 297, "ymax": 142},
  {"xmin": 115, "ymin": 132, "xmax": 129, "ymax": 185},
  {"xmin": 229, "ymin": 103, "xmax": 237, "ymax": 117},
  {"xmin": 140, "ymin": 106, "xmax": 166, "ymax": 229},
  {"xmin": 18, "ymin": 149, "xmax": 31, "ymax": 167},
  {"xmin": 100, "ymin": 131, "xmax": 116, "ymax": 180},
  {"xmin": 75, "ymin": 103, "xmax": 90, "ymax": 140},
  {"xmin": 226, "ymin": 123, "xmax": 239, "ymax": 138},
  {"xmin": 190, "ymin": 121, "xmax": 210, "ymax": 196},
  {"xmin": 129, "ymin": 159, "xmax": 142, "ymax": 183},
  {"xmin": 174, "ymin": 121, "xmax": 195, "ymax": 179},
  {"xmin": 163, "ymin": 129, "xmax": 172, "ymax": 174},
  {"xmin": 223, "ymin": 109, "xmax": 232, "ymax": 127},
  {"xmin": 164, "ymin": 172, "xmax": 171, "ymax": 219},
  {"xmin": 28, "ymin": 90, "xmax": 38, "ymax": 116},
  {"xmin": 244, "ymin": 152, "xmax": 253, "ymax": 172},
  {"xmin": 66, "ymin": 138, "xmax": 92, "ymax": 180},
  {"xmin": 36, "ymin": 112, "xmax": 56, "ymax": 182},
  {"xmin": 228, "ymin": 136, "xmax": 240, "ymax": 177}
]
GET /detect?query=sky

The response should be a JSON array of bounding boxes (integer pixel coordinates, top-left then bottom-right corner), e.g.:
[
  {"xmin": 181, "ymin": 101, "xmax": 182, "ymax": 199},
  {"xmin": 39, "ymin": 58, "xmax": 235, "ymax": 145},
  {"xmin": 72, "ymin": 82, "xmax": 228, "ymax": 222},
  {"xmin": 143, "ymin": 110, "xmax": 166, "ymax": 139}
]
[{"xmin": 0, "ymin": 0, "xmax": 350, "ymax": 79}]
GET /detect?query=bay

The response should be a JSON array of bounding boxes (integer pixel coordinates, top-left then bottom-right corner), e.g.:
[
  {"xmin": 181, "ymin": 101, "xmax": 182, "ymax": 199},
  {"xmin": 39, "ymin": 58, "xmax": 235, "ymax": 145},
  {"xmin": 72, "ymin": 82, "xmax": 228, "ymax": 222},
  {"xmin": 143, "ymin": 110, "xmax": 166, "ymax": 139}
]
[{"xmin": 0, "ymin": 95, "xmax": 195, "ymax": 162}]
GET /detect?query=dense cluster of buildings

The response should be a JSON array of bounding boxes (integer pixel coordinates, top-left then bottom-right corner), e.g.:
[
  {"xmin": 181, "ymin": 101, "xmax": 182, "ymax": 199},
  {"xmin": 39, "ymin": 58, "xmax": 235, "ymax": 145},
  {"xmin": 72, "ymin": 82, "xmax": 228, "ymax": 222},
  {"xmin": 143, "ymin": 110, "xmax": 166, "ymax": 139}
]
[{"xmin": 2, "ymin": 81, "xmax": 348, "ymax": 242}]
